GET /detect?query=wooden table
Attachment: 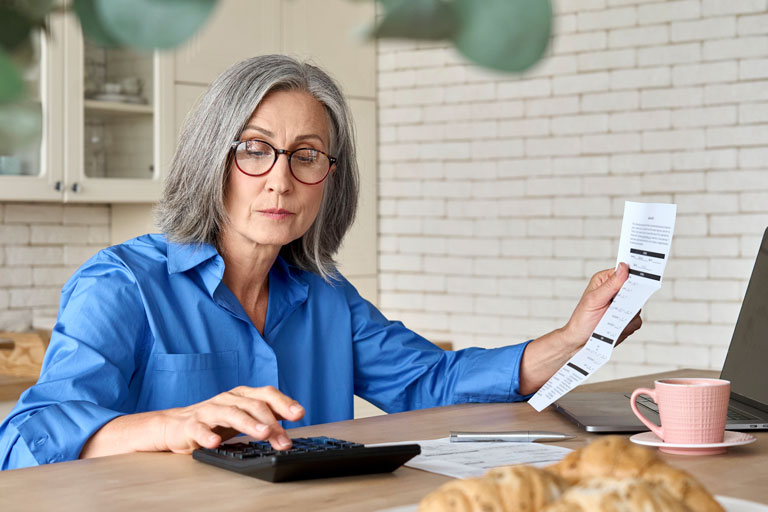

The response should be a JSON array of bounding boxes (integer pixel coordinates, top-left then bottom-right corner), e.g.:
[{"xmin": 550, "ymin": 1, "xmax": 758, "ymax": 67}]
[{"xmin": 0, "ymin": 369, "xmax": 764, "ymax": 510}]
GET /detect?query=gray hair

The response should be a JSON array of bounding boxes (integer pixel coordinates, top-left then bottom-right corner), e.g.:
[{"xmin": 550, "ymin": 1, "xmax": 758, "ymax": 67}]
[{"xmin": 155, "ymin": 55, "xmax": 359, "ymax": 281}]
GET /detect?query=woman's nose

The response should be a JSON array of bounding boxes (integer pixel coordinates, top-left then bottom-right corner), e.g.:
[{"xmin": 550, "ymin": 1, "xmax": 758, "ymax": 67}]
[{"xmin": 265, "ymin": 154, "xmax": 293, "ymax": 193}]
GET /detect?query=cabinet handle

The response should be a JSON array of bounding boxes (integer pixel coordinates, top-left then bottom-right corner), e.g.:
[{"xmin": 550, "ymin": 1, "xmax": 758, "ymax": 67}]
[
  {"xmin": 71, "ymin": 182, "xmax": 81, "ymax": 193},
  {"xmin": 54, "ymin": 181, "xmax": 63, "ymax": 191}
]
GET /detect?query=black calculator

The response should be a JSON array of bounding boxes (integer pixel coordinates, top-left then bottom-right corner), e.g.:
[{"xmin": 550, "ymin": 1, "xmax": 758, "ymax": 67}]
[{"xmin": 192, "ymin": 436, "xmax": 421, "ymax": 482}]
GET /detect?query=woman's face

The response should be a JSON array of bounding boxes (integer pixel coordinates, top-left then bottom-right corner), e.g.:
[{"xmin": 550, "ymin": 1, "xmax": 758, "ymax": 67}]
[{"xmin": 224, "ymin": 90, "xmax": 332, "ymax": 250}]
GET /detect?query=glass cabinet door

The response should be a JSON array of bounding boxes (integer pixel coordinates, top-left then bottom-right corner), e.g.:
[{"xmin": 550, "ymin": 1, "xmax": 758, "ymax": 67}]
[
  {"xmin": 0, "ymin": 11, "xmax": 172, "ymax": 203},
  {"xmin": 63, "ymin": 11, "xmax": 173, "ymax": 203},
  {"xmin": 0, "ymin": 13, "xmax": 64, "ymax": 201},
  {"xmin": 5, "ymin": 35, "xmax": 42, "ymax": 179},
  {"xmin": 82, "ymin": 42, "xmax": 155, "ymax": 180}
]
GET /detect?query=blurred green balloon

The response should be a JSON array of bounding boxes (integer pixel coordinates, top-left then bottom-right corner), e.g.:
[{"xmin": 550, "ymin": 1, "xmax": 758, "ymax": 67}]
[
  {"xmin": 0, "ymin": 49, "xmax": 24, "ymax": 103},
  {"xmin": 452, "ymin": 0, "xmax": 552, "ymax": 73},
  {"xmin": 0, "ymin": 0, "xmax": 553, "ymax": 157},
  {"xmin": 372, "ymin": 0, "xmax": 551, "ymax": 74},
  {"xmin": 0, "ymin": 101, "xmax": 42, "ymax": 154},
  {"xmin": 372, "ymin": 0, "xmax": 457, "ymax": 40},
  {"xmin": 10, "ymin": 0, "xmax": 55, "ymax": 22},
  {"xmin": 73, "ymin": 0, "xmax": 121, "ymax": 48},
  {"xmin": 0, "ymin": 6, "xmax": 33, "ymax": 52},
  {"xmin": 74, "ymin": 0, "xmax": 217, "ymax": 50}
]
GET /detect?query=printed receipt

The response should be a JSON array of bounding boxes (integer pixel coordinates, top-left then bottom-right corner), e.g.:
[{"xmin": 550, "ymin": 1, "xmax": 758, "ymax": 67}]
[
  {"xmin": 370, "ymin": 437, "xmax": 572, "ymax": 479},
  {"xmin": 528, "ymin": 201, "xmax": 677, "ymax": 412}
]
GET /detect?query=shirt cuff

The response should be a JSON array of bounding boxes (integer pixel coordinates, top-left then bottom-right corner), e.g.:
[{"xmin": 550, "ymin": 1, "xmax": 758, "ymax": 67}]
[
  {"xmin": 453, "ymin": 339, "xmax": 534, "ymax": 403},
  {"xmin": 10, "ymin": 401, "xmax": 124, "ymax": 466},
  {"xmin": 512, "ymin": 339, "xmax": 535, "ymax": 401}
]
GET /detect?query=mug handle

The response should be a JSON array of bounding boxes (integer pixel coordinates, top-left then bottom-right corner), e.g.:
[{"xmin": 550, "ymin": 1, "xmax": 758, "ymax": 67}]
[{"xmin": 630, "ymin": 388, "xmax": 663, "ymax": 439}]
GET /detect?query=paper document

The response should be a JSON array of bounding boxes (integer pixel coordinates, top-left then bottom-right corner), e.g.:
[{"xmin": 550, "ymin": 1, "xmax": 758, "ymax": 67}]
[
  {"xmin": 528, "ymin": 201, "xmax": 677, "ymax": 412},
  {"xmin": 371, "ymin": 437, "xmax": 572, "ymax": 479}
]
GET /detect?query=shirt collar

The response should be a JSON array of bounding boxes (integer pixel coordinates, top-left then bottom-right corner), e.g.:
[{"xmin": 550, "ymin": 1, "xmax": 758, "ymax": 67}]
[
  {"xmin": 167, "ymin": 240, "xmax": 220, "ymax": 274},
  {"xmin": 266, "ymin": 255, "xmax": 310, "ymax": 335},
  {"xmin": 166, "ymin": 239, "xmax": 310, "ymax": 329}
]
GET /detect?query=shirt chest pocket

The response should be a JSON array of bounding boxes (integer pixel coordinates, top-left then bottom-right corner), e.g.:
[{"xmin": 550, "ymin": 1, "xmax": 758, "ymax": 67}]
[{"xmin": 146, "ymin": 351, "xmax": 239, "ymax": 410}]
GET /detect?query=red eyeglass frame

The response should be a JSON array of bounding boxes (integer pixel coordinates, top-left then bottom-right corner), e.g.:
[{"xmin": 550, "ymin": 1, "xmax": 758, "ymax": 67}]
[{"xmin": 230, "ymin": 139, "xmax": 337, "ymax": 185}]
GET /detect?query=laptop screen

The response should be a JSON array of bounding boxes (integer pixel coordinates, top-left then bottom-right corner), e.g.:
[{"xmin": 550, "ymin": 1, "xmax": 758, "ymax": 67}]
[{"xmin": 720, "ymin": 227, "xmax": 768, "ymax": 410}]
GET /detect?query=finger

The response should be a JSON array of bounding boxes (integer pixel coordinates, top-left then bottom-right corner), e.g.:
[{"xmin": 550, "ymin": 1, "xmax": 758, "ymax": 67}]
[
  {"xmin": 199, "ymin": 403, "xmax": 271, "ymax": 441},
  {"xmin": 617, "ymin": 313, "xmax": 643, "ymax": 345},
  {"xmin": 590, "ymin": 262, "xmax": 629, "ymax": 304},
  {"xmin": 230, "ymin": 397, "xmax": 294, "ymax": 450},
  {"xmin": 214, "ymin": 393, "xmax": 280, "ymax": 429},
  {"xmin": 232, "ymin": 400, "xmax": 286, "ymax": 443},
  {"xmin": 210, "ymin": 393, "xmax": 294, "ymax": 450},
  {"xmin": 589, "ymin": 267, "xmax": 615, "ymax": 290},
  {"xmin": 627, "ymin": 312, "xmax": 643, "ymax": 333},
  {"xmin": 190, "ymin": 421, "xmax": 220, "ymax": 451},
  {"xmin": 167, "ymin": 421, "xmax": 215, "ymax": 454},
  {"xmin": 231, "ymin": 386, "xmax": 305, "ymax": 422},
  {"xmin": 200, "ymin": 403, "xmax": 292, "ymax": 451}
]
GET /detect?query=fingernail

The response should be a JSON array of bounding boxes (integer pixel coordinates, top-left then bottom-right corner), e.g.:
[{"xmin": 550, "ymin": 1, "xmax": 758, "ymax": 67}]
[
  {"xmin": 256, "ymin": 423, "xmax": 268, "ymax": 432},
  {"xmin": 209, "ymin": 435, "xmax": 219, "ymax": 443},
  {"xmin": 290, "ymin": 404, "xmax": 303, "ymax": 415},
  {"xmin": 278, "ymin": 434, "xmax": 291, "ymax": 446}
]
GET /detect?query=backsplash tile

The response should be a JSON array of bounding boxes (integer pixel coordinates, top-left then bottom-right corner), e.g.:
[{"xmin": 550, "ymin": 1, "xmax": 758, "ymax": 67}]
[{"xmin": 0, "ymin": 202, "xmax": 111, "ymax": 331}]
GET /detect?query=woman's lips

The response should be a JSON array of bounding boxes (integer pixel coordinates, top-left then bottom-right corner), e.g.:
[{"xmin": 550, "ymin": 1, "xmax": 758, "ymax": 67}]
[{"xmin": 259, "ymin": 208, "xmax": 294, "ymax": 220}]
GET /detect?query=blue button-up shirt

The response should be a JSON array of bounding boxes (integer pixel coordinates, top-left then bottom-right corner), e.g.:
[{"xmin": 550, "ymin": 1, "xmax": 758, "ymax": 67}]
[{"xmin": 0, "ymin": 234, "xmax": 531, "ymax": 470}]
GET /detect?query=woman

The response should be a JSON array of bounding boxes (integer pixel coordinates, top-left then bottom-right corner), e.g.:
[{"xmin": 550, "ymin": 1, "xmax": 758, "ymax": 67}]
[{"xmin": 0, "ymin": 55, "xmax": 640, "ymax": 470}]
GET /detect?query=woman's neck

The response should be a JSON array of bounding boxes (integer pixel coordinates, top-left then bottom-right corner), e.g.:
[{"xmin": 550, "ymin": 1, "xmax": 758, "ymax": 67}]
[{"xmin": 218, "ymin": 229, "xmax": 281, "ymax": 332}]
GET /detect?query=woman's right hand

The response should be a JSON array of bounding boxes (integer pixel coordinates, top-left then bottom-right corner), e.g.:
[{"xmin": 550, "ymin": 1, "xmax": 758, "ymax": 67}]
[
  {"xmin": 157, "ymin": 385, "xmax": 305, "ymax": 454},
  {"xmin": 80, "ymin": 385, "xmax": 305, "ymax": 459}
]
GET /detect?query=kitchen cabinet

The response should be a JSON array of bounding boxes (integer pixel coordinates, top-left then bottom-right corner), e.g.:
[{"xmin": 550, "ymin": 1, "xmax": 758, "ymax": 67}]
[
  {"xmin": 0, "ymin": 10, "xmax": 175, "ymax": 202},
  {"xmin": 3, "ymin": 0, "xmax": 379, "ymax": 303}
]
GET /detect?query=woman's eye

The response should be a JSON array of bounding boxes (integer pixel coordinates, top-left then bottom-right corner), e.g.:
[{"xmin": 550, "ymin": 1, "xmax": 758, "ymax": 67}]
[{"xmin": 296, "ymin": 150, "xmax": 319, "ymax": 163}]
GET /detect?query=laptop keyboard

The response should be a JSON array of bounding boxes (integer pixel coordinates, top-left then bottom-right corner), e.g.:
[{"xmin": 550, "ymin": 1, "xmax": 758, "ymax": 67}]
[
  {"xmin": 631, "ymin": 394, "xmax": 659, "ymax": 413},
  {"xmin": 726, "ymin": 409, "xmax": 758, "ymax": 421},
  {"xmin": 624, "ymin": 394, "xmax": 758, "ymax": 421}
]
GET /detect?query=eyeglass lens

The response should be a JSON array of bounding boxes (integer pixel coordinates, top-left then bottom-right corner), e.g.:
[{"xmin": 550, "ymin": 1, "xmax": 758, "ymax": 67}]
[{"xmin": 234, "ymin": 140, "xmax": 331, "ymax": 184}]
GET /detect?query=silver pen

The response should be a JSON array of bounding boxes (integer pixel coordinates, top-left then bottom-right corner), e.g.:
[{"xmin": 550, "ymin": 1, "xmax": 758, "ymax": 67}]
[{"xmin": 450, "ymin": 431, "xmax": 576, "ymax": 443}]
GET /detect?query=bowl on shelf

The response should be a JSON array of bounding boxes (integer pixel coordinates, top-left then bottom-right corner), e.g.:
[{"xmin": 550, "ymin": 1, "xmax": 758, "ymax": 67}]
[{"xmin": 0, "ymin": 156, "xmax": 22, "ymax": 175}]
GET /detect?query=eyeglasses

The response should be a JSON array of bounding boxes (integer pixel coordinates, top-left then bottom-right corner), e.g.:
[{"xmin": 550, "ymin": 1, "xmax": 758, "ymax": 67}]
[{"xmin": 230, "ymin": 139, "xmax": 337, "ymax": 185}]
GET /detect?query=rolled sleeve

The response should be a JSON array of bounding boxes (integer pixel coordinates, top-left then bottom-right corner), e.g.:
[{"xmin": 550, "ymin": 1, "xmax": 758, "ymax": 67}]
[
  {"xmin": 0, "ymin": 254, "xmax": 148, "ymax": 470},
  {"xmin": 8, "ymin": 402, "xmax": 124, "ymax": 468},
  {"xmin": 451, "ymin": 340, "xmax": 533, "ymax": 403},
  {"xmin": 345, "ymin": 278, "xmax": 534, "ymax": 411}
]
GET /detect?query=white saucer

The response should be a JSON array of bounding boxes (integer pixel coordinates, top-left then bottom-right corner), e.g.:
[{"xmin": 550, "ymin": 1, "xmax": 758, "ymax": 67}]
[
  {"xmin": 630, "ymin": 430, "xmax": 756, "ymax": 455},
  {"xmin": 378, "ymin": 500, "xmax": 768, "ymax": 512},
  {"xmin": 716, "ymin": 496, "xmax": 768, "ymax": 512}
]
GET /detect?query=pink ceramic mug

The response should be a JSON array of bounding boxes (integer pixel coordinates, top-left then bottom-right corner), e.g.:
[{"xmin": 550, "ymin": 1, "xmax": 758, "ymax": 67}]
[{"xmin": 630, "ymin": 378, "xmax": 730, "ymax": 445}]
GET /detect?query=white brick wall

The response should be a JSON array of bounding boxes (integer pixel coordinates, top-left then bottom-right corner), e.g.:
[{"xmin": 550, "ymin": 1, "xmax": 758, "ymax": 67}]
[
  {"xmin": 0, "ymin": 203, "xmax": 110, "ymax": 331},
  {"xmin": 377, "ymin": 0, "xmax": 768, "ymax": 382}
]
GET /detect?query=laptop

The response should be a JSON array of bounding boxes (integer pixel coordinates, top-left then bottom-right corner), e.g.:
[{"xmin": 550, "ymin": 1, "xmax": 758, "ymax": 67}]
[{"xmin": 554, "ymin": 227, "xmax": 768, "ymax": 432}]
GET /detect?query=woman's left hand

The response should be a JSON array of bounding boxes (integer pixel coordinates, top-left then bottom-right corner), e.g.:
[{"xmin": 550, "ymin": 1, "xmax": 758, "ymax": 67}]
[
  {"xmin": 519, "ymin": 262, "xmax": 643, "ymax": 395},
  {"xmin": 562, "ymin": 262, "xmax": 642, "ymax": 350}
]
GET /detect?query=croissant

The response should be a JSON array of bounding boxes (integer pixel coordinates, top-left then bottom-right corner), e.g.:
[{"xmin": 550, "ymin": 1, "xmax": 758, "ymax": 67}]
[
  {"xmin": 545, "ymin": 436, "xmax": 724, "ymax": 512},
  {"xmin": 546, "ymin": 435, "xmax": 658, "ymax": 484},
  {"xmin": 419, "ymin": 436, "xmax": 724, "ymax": 512},
  {"xmin": 541, "ymin": 477, "xmax": 691, "ymax": 512},
  {"xmin": 419, "ymin": 465, "xmax": 567, "ymax": 512}
]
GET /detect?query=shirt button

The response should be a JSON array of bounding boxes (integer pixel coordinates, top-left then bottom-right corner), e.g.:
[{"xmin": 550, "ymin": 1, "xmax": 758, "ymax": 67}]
[{"xmin": 34, "ymin": 435, "xmax": 48, "ymax": 446}]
